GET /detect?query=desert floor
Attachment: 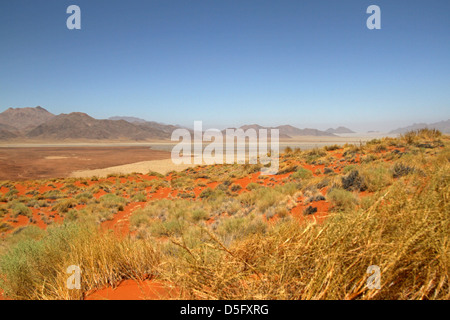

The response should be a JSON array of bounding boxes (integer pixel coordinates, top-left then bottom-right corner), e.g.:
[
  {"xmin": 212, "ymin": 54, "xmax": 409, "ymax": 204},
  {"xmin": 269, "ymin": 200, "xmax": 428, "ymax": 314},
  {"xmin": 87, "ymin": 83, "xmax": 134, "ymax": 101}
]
[
  {"xmin": 0, "ymin": 146, "xmax": 171, "ymax": 180},
  {"xmin": 0, "ymin": 135, "xmax": 383, "ymax": 181}
]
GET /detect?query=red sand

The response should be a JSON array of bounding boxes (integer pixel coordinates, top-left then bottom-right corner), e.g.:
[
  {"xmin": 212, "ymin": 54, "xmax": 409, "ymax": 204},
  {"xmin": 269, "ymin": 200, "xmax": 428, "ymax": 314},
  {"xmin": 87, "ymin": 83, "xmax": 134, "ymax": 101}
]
[
  {"xmin": 86, "ymin": 279, "xmax": 177, "ymax": 300},
  {"xmin": 101, "ymin": 202, "xmax": 147, "ymax": 235}
]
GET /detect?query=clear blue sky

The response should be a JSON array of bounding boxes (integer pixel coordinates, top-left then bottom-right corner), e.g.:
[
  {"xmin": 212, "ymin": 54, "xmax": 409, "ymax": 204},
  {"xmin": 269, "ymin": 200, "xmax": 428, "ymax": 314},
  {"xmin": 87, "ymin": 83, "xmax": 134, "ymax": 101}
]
[{"xmin": 1, "ymin": 0, "xmax": 449, "ymax": 132}]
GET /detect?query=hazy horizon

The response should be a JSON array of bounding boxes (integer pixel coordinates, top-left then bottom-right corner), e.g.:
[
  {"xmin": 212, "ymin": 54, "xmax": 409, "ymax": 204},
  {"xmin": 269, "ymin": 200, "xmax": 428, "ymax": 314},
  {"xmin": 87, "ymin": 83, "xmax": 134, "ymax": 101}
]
[
  {"xmin": 1, "ymin": 104, "xmax": 448, "ymax": 134},
  {"xmin": 1, "ymin": 0, "xmax": 449, "ymax": 133}
]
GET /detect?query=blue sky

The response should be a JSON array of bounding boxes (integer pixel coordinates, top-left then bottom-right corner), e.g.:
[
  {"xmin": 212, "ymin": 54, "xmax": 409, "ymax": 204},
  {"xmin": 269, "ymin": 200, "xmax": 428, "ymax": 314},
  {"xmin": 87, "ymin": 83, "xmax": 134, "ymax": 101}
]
[{"xmin": 1, "ymin": 0, "xmax": 449, "ymax": 132}]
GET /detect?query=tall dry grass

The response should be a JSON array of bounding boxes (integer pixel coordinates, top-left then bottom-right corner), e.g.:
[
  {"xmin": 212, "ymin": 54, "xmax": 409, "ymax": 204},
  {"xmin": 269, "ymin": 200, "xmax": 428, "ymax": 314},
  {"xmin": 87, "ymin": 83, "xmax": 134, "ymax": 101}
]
[
  {"xmin": 0, "ymin": 223, "xmax": 160, "ymax": 300},
  {"xmin": 158, "ymin": 156, "xmax": 449, "ymax": 299},
  {"xmin": 400, "ymin": 128, "xmax": 442, "ymax": 144}
]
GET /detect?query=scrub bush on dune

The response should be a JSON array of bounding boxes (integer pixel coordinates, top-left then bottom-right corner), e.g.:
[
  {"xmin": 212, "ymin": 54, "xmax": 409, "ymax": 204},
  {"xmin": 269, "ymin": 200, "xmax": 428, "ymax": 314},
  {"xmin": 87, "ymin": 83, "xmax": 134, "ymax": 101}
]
[{"xmin": 341, "ymin": 170, "xmax": 367, "ymax": 192}]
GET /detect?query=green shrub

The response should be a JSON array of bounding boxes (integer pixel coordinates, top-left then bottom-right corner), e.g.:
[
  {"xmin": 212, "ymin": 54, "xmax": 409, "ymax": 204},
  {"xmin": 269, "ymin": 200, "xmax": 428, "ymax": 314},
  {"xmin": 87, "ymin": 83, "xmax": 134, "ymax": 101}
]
[
  {"xmin": 191, "ymin": 209, "xmax": 209, "ymax": 222},
  {"xmin": 327, "ymin": 188, "xmax": 358, "ymax": 211},
  {"xmin": 392, "ymin": 163, "xmax": 415, "ymax": 178},
  {"xmin": 40, "ymin": 190, "xmax": 63, "ymax": 200},
  {"xmin": 343, "ymin": 165, "xmax": 357, "ymax": 174},
  {"xmin": 216, "ymin": 215, "xmax": 267, "ymax": 244},
  {"xmin": 129, "ymin": 211, "xmax": 151, "ymax": 228},
  {"xmin": 324, "ymin": 145, "xmax": 341, "ymax": 151},
  {"xmin": 230, "ymin": 184, "xmax": 243, "ymax": 193},
  {"xmin": 131, "ymin": 193, "xmax": 147, "ymax": 202},
  {"xmin": 246, "ymin": 182, "xmax": 261, "ymax": 191},
  {"xmin": 99, "ymin": 194, "xmax": 127, "ymax": 211},
  {"xmin": 5, "ymin": 189, "xmax": 19, "ymax": 201},
  {"xmin": 65, "ymin": 209, "xmax": 79, "ymax": 221},
  {"xmin": 199, "ymin": 187, "xmax": 214, "ymax": 199},
  {"xmin": 292, "ymin": 168, "xmax": 313, "ymax": 180},
  {"xmin": 150, "ymin": 219, "xmax": 185, "ymax": 237},
  {"xmin": 53, "ymin": 198, "xmax": 78, "ymax": 214},
  {"xmin": 360, "ymin": 166, "xmax": 392, "ymax": 192},
  {"xmin": 10, "ymin": 202, "xmax": 32, "ymax": 218}
]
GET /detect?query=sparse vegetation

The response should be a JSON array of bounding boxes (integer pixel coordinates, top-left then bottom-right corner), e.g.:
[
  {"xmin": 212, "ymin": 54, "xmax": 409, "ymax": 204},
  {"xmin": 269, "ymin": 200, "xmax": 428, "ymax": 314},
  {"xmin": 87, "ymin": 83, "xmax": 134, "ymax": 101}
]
[{"xmin": 0, "ymin": 132, "xmax": 448, "ymax": 300}]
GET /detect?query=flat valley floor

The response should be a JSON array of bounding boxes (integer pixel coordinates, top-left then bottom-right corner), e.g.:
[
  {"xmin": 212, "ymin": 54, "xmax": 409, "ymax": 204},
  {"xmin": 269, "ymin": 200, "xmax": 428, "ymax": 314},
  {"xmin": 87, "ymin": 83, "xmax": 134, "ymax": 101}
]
[
  {"xmin": 0, "ymin": 135, "xmax": 383, "ymax": 181},
  {"xmin": 0, "ymin": 146, "xmax": 171, "ymax": 180}
]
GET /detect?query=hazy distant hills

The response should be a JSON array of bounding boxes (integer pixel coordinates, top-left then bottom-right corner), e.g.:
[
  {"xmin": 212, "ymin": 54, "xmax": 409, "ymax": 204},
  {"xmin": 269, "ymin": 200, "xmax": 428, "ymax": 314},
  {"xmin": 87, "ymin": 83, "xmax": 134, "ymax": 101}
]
[
  {"xmin": 108, "ymin": 116, "xmax": 147, "ymax": 123},
  {"xmin": 390, "ymin": 120, "xmax": 450, "ymax": 134},
  {"xmin": 226, "ymin": 124, "xmax": 336, "ymax": 138},
  {"xmin": 276, "ymin": 125, "xmax": 336, "ymax": 137},
  {"xmin": 109, "ymin": 117, "xmax": 181, "ymax": 136},
  {"xmin": 326, "ymin": 127, "xmax": 355, "ymax": 134},
  {"xmin": 2, "ymin": 106, "xmax": 448, "ymax": 141},
  {"xmin": 26, "ymin": 112, "xmax": 164, "ymax": 140},
  {"xmin": 0, "ymin": 107, "xmax": 338, "ymax": 141},
  {"xmin": 0, "ymin": 107, "xmax": 179, "ymax": 141}
]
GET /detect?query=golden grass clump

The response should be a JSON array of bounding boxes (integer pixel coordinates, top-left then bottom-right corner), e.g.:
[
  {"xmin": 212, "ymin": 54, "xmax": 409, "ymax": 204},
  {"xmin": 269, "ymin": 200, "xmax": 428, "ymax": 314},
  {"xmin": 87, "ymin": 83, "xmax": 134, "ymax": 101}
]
[
  {"xmin": 0, "ymin": 223, "xmax": 160, "ymax": 300},
  {"xmin": 400, "ymin": 128, "xmax": 442, "ymax": 144}
]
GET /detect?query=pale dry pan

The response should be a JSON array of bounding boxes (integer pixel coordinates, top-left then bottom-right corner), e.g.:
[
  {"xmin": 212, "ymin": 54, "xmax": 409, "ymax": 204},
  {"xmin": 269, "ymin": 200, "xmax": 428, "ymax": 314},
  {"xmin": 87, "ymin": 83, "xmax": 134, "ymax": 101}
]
[
  {"xmin": 70, "ymin": 158, "xmax": 198, "ymax": 178},
  {"xmin": 69, "ymin": 153, "xmax": 258, "ymax": 178}
]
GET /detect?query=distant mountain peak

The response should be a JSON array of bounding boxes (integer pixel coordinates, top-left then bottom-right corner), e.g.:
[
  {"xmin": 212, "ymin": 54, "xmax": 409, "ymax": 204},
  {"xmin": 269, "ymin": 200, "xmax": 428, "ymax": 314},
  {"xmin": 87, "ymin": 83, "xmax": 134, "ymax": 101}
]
[
  {"xmin": 0, "ymin": 106, "xmax": 55, "ymax": 131},
  {"xmin": 390, "ymin": 119, "xmax": 450, "ymax": 134},
  {"xmin": 222, "ymin": 124, "xmax": 335, "ymax": 138},
  {"xmin": 326, "ymin": 127, "xmax": 355, "ymax": 134},
  {"xmin": 35, "ymin": 106, "xmax": 48, "ymax": 111},
  {"xmin": 108, "ymin": 116, "xmax": 148, "ymax": 123}
]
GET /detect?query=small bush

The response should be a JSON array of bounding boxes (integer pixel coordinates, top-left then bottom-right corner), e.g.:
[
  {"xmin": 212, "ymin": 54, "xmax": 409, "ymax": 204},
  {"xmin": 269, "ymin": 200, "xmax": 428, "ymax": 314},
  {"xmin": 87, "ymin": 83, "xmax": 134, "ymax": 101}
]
[
  {"xmin": 99, "ymin": 194, "xmax": 127, "ymax": 211},
  {"xmin": 132, "ymin": 193, "xmax": 147, "ymax": 202},
  {"xmin": 284, "ymin": 146, "xmax": 293, "ymax": 154},
  {"xmin": 292, "ymin": 168, "xmax": 313, "ymax": 180},
  {"xmin": 199, "ymin": 188, "xmax": 214, "ymax": 199},
  {"xmin": 343, "ymin": 165, "xmax": 357, "ymax": 174},
  {"xmin": 324, "ymin": 145, "xmax": 340, "ymax": 151},
  {"xmin": 246, "ymin": 182, "xmax": 261, "ymax": 191},
  {"xmin": 10, "ymin": 203, "xmax": 32, "ymax": 218},
  {"xmin": 230, "ymin": 184, "xmax": 243, "ymax": 193},
  {"xmin": 360, "ymin": 166, "xmax": 393, "ymax": 192},
  {"xmin": 191, "ymin": 209, "xmax": 209, "ymax": 222},
  {"xmin": 341, "ymin": 170, "xmax": 367, "ymax": 192},
  {"xmin": 303, "ymin": 206, "xmax": 318, "ymax": 215},
  {"xmin": 327, "ymin": 188, "xmax": 358, "ymax": 211},
  {"xmin": 53, "ymin": 198, "xmax": 77, "ymax": 214},
  {"xmin": 392, "ymin": 163, "xmax": 415, "ymax": 178}
]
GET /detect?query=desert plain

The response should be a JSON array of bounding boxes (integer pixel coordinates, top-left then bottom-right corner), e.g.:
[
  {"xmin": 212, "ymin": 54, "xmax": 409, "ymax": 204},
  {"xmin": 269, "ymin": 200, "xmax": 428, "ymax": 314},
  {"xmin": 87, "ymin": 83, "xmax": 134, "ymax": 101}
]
[{"xmin": 0, "ymin": 130, "xmax": 448, "ymax": 300}]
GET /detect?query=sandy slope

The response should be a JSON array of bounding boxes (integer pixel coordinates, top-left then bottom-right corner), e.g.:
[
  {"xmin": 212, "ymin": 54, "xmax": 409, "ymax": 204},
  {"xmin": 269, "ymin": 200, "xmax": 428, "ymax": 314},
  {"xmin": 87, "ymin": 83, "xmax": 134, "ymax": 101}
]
[{"xmin": 70, "ymin": 158, "xmax": 197, "ymax": 177}]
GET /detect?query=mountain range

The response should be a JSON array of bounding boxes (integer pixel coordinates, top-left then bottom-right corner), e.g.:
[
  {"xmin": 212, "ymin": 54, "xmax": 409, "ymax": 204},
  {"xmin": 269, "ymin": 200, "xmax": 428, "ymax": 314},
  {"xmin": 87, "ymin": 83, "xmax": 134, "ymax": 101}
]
[
  {"xmin": 1, "ymin": 106, "xmax": 448, "ymax": 141},
  {"xmin": 0, "ymin": 107, "xmax": 178, "ymax": 141},
  {"xmin": 326, "ymin": 127, "xmax": 355, "ymax": 134},
  {"xmin": 389, "ymin": 120, "xmax": 450, "ymax": 134},
  {"xmin": 228, "ymin": 124, "xmax": 337, "ymax": 138},
  {"xmin": 0, "ymin": 107, "xmax": 339, "ymax": 141}
]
